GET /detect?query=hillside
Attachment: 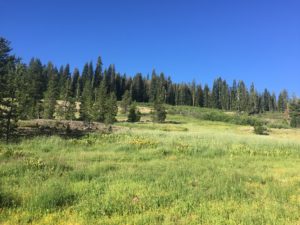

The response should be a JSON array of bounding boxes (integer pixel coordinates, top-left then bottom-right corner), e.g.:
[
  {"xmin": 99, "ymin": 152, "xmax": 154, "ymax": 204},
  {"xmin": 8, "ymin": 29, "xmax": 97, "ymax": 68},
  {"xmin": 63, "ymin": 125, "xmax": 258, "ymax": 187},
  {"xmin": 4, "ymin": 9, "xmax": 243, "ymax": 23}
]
[{"xmin": 1, "ymin": 106, "xmax": 300, "ymax": 224}]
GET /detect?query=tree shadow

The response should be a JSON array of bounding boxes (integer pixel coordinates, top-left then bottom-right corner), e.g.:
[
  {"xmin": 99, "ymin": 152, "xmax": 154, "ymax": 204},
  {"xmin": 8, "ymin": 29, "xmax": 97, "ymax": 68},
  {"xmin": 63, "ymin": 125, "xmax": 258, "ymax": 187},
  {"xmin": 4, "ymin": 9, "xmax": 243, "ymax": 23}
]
[
  {"xmin": 5, "ymin": 119, "xmax": 114, "ymax": 143},
  {"xmin": 164, "ymin": 120, "xmax": 184, "ymax": 124}
]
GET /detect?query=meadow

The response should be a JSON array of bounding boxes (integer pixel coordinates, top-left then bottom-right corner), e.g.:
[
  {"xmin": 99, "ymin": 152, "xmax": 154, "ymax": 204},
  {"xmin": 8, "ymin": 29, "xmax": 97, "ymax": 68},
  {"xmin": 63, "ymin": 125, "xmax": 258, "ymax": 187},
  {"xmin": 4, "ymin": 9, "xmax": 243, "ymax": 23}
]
[{"xmin": 1, "ymin": 106, "xmax": 300, "ymax": 225}]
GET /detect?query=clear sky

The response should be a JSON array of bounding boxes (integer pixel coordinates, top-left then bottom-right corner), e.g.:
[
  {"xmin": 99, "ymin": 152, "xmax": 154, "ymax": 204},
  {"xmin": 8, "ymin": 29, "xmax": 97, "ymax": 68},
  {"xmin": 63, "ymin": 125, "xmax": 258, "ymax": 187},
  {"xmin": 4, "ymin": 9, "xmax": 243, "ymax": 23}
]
[{"xmin": 1, "ymin": 0, "xmax": 299, "ymax": 96}]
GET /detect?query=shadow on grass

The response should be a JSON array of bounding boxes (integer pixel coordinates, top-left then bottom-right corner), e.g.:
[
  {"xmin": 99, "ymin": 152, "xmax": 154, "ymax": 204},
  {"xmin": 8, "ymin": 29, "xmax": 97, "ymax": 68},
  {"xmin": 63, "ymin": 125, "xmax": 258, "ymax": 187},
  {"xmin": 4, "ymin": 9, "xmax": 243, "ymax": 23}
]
[
  {"xmin": 164, "ymin": 120, "xmax": 184, "ymax": 124},
  {"xmin": 4, "ymin": 119, "xmax": 115, "ymax": 143}
]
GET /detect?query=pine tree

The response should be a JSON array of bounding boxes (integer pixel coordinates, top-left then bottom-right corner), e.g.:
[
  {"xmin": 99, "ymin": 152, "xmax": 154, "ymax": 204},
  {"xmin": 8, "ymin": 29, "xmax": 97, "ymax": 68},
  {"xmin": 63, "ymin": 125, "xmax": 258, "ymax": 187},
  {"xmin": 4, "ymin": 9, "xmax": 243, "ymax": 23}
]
[
  {"xmin": 0, "ymin": 39, "xmax": 18, "ymax": 141},
  {"xmin": 132, "ymin": 73, "xmax": 144, "ymax": 102},
  {"xmin": 195, "ymin": 85, "xmax": 204, "ymax": 107},
  {"xmin": 150, "ymin": 70, "xmax": 158, "ymax": 102},
  {"xmin": 56, "ymin": 78, "xmax": 76, "ymax": 120},
  {"xmin": 81, "ymin": 63, "xmax": 89, "ymax": 92},
  {"xmin": 237, "ymin": 81, "xmax": 248, "ymax": 112},
  {"xmin": 249, "ymin": 83, "xmax": 258, "ymax": 114},
  {"xmin": 191, "ymin": 80, "xmax": 196, "ymax": 106},
  {"xmin": 88, "ymin": 62, "xmax": 94, "ymax": 86},
  {"xmin": 270, "ymin": 93, "xmax": 277, "ymax": 112},
  {"xmin": 120, "ymin": 90, "xmax": 132, "ymax": 114},
  {"xmin": 80, "ymin": 80, "xmax": 93, "ymax": 122},
  {"xmin": 178, "ymin": 84, "xmax": 192, "ymax": 105},
  {"xmin": 71, "ymin": 68, "xmax": 80, "ymax": 99},
  {"xmin": 220, "ymin": 80, "xmax": 229, "ymax": 110},
  {"xmin": 263, "ymin": 89, "xmax": 271, "ymax": 112},
  {"xmin": 106, "ymin": 64, "xmax": 116, "ymax": 93},
  {"xmin": 166, "ymin": 77, "xmax": 175, "ymax": 105},
  {"xmin": 203, "ymin": 84, "xmax": 210, "ymax": 108},
  {"xmin": 92, "ymin": 80, "xmax": 108, "ymax": 122},
  {"xmin": 59, "ymin": 64, "xmax": 71, "ymax": 99},
  {"xmin": 278, "ymin": 89, "xmax": 289, "ymax": 112},
  {"xmin": 15, "ymin": 63, "xmax": 32, "ymax": 119},
  {"xmin": 289, "ymin": 99, "xmax": 300, "ymax": 128},
  {"xmin": 26, "ymin": 58, "xmax": 45, "ymax": 118},
  {"xmin": 152, "ymin": 98, "xmax": 167, "ymax": 123},
  {"xmin": 115, "ymin": 73, "xmax": 123, "ymax": 100},
  {"xmin": 43, "ymin": 63, "xmax": 58, "ymax": 119},
  {"xmin": 230, "ymin": 80, "xmax": 238, "ymax": 110},
  {"xmin": 104, "ymin": 93, "xmax": 118, "ymax": 124},
  {"xmin": 212, "ymin": 78, "xmax": 222, "ymax": 109},
  {"xmin": 93, "ymin": 56, "xmax": 103, "ymax": 89}
]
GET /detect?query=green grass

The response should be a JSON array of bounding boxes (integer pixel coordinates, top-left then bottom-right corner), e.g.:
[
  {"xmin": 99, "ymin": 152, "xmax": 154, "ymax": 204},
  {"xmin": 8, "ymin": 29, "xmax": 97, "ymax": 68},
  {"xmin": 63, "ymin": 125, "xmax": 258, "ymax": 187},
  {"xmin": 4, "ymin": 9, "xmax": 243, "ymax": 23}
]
[{"xmin": 1, "ymin": 106, "xmax": 300, "ymax": 224}]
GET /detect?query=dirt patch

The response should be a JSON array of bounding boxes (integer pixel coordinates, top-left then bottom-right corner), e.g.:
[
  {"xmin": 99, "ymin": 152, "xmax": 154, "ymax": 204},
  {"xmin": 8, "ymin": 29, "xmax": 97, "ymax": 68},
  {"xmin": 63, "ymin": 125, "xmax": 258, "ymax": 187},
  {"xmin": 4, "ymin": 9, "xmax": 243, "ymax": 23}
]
[{"xmin": 137, "ymin": 106, "xmax": 152, "ymax": 114}]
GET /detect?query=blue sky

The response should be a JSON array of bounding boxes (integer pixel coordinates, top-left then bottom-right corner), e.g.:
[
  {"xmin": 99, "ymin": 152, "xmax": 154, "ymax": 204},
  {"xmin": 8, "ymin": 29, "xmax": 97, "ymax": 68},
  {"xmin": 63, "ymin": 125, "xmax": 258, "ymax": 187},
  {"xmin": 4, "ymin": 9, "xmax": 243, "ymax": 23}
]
[{"xmin": 1, "ymin": 0, "xmax": 299, "ymax": 95}]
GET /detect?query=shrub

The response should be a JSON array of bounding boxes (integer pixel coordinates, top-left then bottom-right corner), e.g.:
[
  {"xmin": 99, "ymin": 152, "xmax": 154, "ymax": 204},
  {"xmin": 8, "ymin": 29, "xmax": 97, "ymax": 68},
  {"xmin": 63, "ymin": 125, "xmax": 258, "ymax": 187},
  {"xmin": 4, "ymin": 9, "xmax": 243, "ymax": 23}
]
[
  {"xmin": 253, "ymin": 122, "xmax": 269, "ymax": 135},
  {"xmin": 289, "ymin": 100, "xmax": 300, "ymax": 128},
  {"xmin": 290, "ymin": 116, "xmax": 300, "ymax": 128},
  {"xmin": 127, "ymin": 105, "xmax": 141, "ymax": 122},
  {"xmin": 0, "ymin": 188, "xmax": 19, "ymax": 208},
  {"xmin": 152, "ymin": 103, "xmax": 167, "ymax": 123}
]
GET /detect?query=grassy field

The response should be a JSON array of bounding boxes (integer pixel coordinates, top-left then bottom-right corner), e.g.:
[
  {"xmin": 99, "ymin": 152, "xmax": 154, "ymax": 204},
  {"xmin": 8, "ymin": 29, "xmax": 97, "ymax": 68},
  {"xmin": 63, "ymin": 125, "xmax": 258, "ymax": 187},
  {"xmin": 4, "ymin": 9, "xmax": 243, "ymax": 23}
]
[{"xmin": 1, "ymin": 106, "xmax": 300, "ymax": 224}]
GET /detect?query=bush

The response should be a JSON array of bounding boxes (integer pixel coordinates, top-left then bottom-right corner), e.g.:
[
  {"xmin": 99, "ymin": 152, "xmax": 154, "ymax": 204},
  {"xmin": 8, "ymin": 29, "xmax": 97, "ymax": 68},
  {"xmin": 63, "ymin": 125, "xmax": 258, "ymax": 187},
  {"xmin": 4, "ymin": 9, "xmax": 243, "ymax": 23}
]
[
  {"xmin": 290, "ymin": 116, "xmax": 300, "ymax": 128},
  {"xmin": 167, "ymin": 106, "xmax": 262, "ymax": 126},
  {"xmin": 0, "ymin": 188, "xmax": 19, "ymax": 208},
  {"xmin": 253, "ymin": 122, "xmax": 269, "ymax": 135},
  {"xmin": 127, "ymin": 105, "xmax": 141, "ymax": 122},
  {"xmin": 289, "ymin": 100, "xmax": 300, "ymax": 128},
  {"xmin": 152, "ymin": 103, "xmax": 167, "ymax": 123}
]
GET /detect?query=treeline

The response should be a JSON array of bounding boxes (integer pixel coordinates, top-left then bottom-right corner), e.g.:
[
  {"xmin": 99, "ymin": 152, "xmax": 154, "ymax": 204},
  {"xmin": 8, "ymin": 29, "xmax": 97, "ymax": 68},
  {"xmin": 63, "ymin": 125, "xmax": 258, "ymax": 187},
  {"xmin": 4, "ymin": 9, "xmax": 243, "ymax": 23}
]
[
  {"xmin": 1, "ymin": 37, "xmax": 300, "ymax": 140},
  {"xmin": 15, "ymin": 59, "xmax": 290, "ymax": 117},
  {"xmin": 7, "ymin": 57, "xmax": 291, "ymax": 118}
]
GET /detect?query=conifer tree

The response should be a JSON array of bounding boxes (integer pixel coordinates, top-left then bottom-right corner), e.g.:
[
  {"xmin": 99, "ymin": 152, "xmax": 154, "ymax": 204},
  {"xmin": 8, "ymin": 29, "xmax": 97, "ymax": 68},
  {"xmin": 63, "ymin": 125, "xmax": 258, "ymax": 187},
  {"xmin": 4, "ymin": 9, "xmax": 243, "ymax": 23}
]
[
  {"xmin": 43, "ymin": 63, "xmax": 58, "ymax": 119},
  {"xmin": 56, "ymin": 78, "xmax": 76, "ymax": 120},
  {"xmin": 249, "ymin": 83, "xmax": 258, "ymax": 114},
  {"xmin": 132, "ymin": 73, "xmax": 144, "ymax": 102},
  {"xmin": 230, "ymin": 80, "xmax": 238, "ymax": 110},
  {"xmin": 0, "ymin": 38, "xmax": 18, "ymax": 141},
  {"xmin": 15, "ymin": 63, "xmax": 32, "ymax": 119},
  {"xmin": 59, "ymin": 64, "xmax": 71, "ymax": 99},
  {"xmin": 212, "ymin": 78, "xmax": 222, "ymax": 109},
  {"xmin": 81, "ymin": 63, "xmax": 89, "ymax": 92},
  {"xmin": 26, "ymin": 58, "xmax": 45, "ymax": 118},
  {"xmin": 203, "ymin": 85, "xmax": 210, "ymax": 108},
  {"xmin": 166, "ymin": 77, "xmax": 175, "ymax": 105},
  {"xmin": 237, "ymin": 81, "xmax": 248, "ymax": 112},
  {"xmin": 120, "ymin": 90, "xmax": 132, "ymax": 114},
  {"xmin": 106, "ymin": 64, "xmax": 116, "ymax": 93},
  {"xmin": 80, "ymin": 80, "xmax": 93, "ymax": 122},
  {"xmin": 104, "ymin": 93, "xmax": 118, "ymax": 124},
  {"xmin": 152, "ymin": 99, "xmax": 167, "ymax": 123},
  {"xmin": 93, "ymin": 56, "xmax": 103, "ymax": 89},
  {"xmin": 150, "ymin": 70, "xmax": 158, "ymax": 102},
  {"xmin": 270, "ymin": 93, "xmax": 277, "ymax": 112},
  {"xmin": 115, "ymin": 73, "xmax": 123, "ymax": 100},
  {"xmin": 191, "ymin": 80, "xmax": 196, "ymax": 106},
  {"xmin": 195, "ymin": 85, "xmax": 204, "ymax": 107},
  {"xmin": 92, "ymin": 80, "xmax": 108, "ymax": 122},
  {"xmin": 71, "ymin": 68, "xmax": 80, "ymax": 99},
  {"xmin": 289, "ymin": 99, "xmax": 300, "ymax": 128},
  {"xmin": 263, "ymin": 89, "xmax": 271, "ymax": 112},
  {"xmin": 220, "ymin": 80, "xmax": 229, "ymax": 110},
  {"xmin": 278, "ymin": 89, "xmax": 289, "ymax": 112}
]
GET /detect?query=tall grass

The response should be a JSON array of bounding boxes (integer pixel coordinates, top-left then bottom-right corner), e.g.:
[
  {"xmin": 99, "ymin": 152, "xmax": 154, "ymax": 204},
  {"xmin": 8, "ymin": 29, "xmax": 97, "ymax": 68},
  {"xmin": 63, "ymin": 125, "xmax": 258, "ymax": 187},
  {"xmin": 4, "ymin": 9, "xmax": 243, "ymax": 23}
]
[{"xmin": 1, "ymin": 108, "xmax": 300, "ymax": 224}]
